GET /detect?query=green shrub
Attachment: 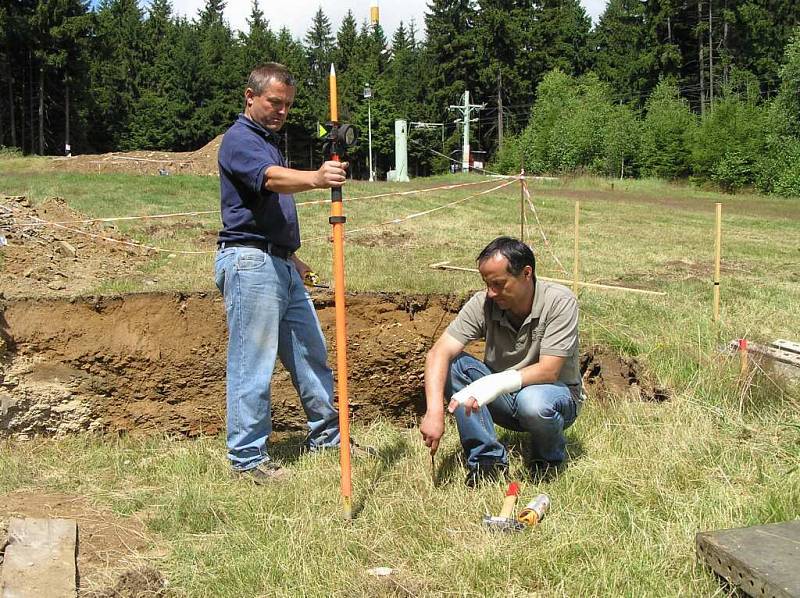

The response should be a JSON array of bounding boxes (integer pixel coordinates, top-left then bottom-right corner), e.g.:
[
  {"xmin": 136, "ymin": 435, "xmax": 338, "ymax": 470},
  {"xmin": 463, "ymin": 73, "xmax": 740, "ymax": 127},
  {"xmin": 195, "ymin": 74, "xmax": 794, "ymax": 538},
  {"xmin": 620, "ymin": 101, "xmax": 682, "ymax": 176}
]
[
  {"xmin": 711, "ymin": 151, "xmax": 758, "ymax": 193},
  {"xmin": 494, "ymin": 133, "xmax": 524, "ymax": 175},
  {"xmin": 689, "ymin": 91, "xmax": 769, "ymax": 190},
  {"xmin": 640, "ymin": 81, "xmax": 695, "ymax": 179},
  {"xmin": 0, "ymin": 146, "xmax": 23, "ymax": 158},
  {"xmin": 603, "ymin": 103, "xmax": 642, "ymax": 178},
  {"xmin": 772, "ymin": 142, "xmax": 800, "ymax": 197},
  {"xmin": 518, "ymin": 69, "xmax": 623, "ymax": 175}
]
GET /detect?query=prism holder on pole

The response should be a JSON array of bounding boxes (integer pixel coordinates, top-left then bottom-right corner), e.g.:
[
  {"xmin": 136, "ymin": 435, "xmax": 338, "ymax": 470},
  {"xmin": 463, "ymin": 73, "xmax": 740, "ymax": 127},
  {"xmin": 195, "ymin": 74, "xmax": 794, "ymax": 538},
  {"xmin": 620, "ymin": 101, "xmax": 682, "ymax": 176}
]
[{"xmin": 324, "ymin": 64, "xmax": 359, "ymax": 520}]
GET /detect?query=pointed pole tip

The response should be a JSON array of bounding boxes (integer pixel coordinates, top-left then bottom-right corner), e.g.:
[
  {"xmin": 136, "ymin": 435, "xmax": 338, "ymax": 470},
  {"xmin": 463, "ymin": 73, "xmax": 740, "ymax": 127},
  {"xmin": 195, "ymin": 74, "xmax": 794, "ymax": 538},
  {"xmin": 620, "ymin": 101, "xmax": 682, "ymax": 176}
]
[{"xmin": 330, "ymin": 63, "xmax": 336, "ymax": 75}]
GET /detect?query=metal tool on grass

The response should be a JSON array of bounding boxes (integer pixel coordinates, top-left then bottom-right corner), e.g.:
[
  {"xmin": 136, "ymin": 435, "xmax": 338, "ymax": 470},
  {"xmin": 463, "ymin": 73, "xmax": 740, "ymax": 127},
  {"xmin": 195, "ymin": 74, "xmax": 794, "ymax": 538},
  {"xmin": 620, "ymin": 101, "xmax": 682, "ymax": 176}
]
[
  {"xmin": 325, "ymin": 63, "xmax": 359, "ymax": 520},
  {"xmin": 482, "ymin": 482, "xmax": 524, "ymax": 532},
  {"xmin": 517, "ymin": 493, "xmax": 550, "ymax": 526},
  {"xmin": 303, "ymin": 271, "xmax": 329, "ymax": 289}
]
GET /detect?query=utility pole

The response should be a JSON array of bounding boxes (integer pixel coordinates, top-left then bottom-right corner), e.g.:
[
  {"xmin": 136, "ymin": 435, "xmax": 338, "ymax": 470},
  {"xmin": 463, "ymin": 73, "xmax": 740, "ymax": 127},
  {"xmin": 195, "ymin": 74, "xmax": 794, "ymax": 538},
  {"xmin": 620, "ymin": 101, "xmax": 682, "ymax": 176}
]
[
  {"xmin": 450, "ymin": 90, "xmax": 485, "ymax": 173},
  {"xmin": 364, "ymin": 83, "xmax": 374, "ymax": 181},
  {"xmin": 708, "ymin": 0, "xmax": 713, "ymax": 108},
  {"xmin": 497, "ymin": 72, "xmax": 504, "ymax": 152},
  {"xmin": 698, "ymin": 0, "xmax": 705, "ymax": 116}
]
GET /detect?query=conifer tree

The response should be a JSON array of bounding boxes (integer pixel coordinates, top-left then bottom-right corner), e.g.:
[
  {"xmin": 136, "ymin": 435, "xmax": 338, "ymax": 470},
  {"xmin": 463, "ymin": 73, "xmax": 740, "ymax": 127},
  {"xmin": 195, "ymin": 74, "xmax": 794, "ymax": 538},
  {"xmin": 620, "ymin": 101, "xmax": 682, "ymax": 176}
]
[
  {"xmin": 474, "ymin": 0, "xmax": 535, "ymax": 154},
  {"xmin": 241, "ymin": 0, "xmax": 276, "ymax": 72},
  {"xmin": 592, "ymin": 0, "xmax": 650, "ymax": 104},
  {"xmin": 424, "ymin": 0, "xmax": 480, "ymax": 115},
  {"xmin": 28, "ymin": 0, "xmax": 92, "ymax": 154},
  {"xmin": 303, "ymin": 7, "xmax": 335, "ymax": 165},
  {"xmin": 532, "ymin": 0, "xmax": 592, "ymax": 76},
  {"xmin": 88, "ymin": 0, "xmax": 145, "ymax": 151},
  {"xmin": 191, "ymin": 0, "xmax": 241, "ymax": 148},
  {"xmin": 274, "ymin": 27, "xmax": 313, "ymax": 168}
]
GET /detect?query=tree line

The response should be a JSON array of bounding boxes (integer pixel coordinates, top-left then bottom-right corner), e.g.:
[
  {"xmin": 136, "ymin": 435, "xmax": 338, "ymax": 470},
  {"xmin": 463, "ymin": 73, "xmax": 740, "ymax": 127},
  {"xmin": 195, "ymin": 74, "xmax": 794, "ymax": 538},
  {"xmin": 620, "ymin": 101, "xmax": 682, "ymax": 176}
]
[{"xmin": 1, "ymin": 0, "xmax": 799, "ymax": 193}]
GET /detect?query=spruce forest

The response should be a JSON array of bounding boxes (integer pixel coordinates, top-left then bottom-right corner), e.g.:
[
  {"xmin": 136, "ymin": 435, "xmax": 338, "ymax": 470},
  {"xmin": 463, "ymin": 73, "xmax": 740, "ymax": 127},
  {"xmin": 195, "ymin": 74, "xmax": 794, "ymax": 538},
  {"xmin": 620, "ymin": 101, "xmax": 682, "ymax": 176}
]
[{"xmin": 2, "ymin": 0, "xmax": 800, "ymax": 195}]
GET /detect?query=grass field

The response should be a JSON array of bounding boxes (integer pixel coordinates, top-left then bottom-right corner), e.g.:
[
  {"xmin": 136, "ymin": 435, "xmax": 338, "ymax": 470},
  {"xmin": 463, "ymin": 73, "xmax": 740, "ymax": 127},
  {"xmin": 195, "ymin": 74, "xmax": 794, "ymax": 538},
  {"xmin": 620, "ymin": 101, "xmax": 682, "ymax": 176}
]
[{"xmin": 1, "ymin": 159, "xmax": 799, "ymax": 596}]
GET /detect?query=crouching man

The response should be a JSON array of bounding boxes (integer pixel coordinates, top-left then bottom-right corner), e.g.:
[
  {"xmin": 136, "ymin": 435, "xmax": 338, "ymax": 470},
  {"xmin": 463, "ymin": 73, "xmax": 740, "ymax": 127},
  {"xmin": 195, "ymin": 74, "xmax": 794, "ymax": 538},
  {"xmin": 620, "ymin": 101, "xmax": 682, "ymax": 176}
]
[{"xmin": 420, "ymin": 237, "xmax": 583, "ymax": 487}]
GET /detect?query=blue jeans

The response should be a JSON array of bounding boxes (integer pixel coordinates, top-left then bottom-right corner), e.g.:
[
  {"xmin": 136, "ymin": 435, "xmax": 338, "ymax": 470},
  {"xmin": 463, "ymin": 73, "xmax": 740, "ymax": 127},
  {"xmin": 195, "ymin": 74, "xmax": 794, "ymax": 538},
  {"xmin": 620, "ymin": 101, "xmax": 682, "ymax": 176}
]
[
  {"xmin": 448, "ymin": 353, "xmax": 580, "ymax": 470},
  {"xmin": 215, "ymin": 247, "xmax": 340, "ymax": 470}
]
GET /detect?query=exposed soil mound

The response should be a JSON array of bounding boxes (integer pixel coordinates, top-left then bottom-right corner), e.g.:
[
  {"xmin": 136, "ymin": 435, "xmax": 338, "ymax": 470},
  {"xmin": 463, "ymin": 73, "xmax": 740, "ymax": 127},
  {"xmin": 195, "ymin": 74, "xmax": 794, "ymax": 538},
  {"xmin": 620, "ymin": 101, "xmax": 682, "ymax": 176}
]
[
  {"xmin": 0, "ymin": 292, "xmax": 668, "ymax": 439},
  {"xmin": 84, "ymin": 566, "xmax": 167, "ymax": 598},
  {"xmin": 48, "ymin": 135, "xmax": 223, "ymax": 176},
  {"xmin": 581, "ymin": 345, "xmax": 670, "ymax": 402},
  {"xmin": 0, "ymin": 195, "xmax": 146, "ymax": 298}
]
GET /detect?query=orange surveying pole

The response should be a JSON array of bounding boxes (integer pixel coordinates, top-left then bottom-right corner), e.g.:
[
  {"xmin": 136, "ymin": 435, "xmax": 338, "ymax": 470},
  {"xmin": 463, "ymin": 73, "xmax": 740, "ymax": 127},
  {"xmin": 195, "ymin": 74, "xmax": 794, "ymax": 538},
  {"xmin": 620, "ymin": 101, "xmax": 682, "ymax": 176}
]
[{"xmin": 328, "ymin": 64, "xmax": 353, "ymax": 520}]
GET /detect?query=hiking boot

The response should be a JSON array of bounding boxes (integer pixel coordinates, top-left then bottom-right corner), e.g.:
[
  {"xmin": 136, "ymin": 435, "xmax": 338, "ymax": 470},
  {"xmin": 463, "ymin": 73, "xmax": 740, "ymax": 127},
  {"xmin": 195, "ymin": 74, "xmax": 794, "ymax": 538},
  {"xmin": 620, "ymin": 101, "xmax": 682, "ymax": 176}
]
[
  {"xmin": 464, "ymin": 460, "xmax": 509, "ymax": 488},
  {"xmin": 232, "ymin": 461, "xmax": 291, "ymax": 485}
]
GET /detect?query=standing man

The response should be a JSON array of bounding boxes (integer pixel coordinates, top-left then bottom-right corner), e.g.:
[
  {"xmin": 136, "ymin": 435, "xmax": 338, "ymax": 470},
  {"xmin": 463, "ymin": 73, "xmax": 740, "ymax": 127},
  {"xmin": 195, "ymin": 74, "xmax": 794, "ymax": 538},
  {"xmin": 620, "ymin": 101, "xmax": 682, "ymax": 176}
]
[
  {"xmin": 215, "ymin": 63, "xmax": 348, "ymax": 483},
  {"xmin": 420, "ymin": 237, "xmax": 582, "ymax": 487}
]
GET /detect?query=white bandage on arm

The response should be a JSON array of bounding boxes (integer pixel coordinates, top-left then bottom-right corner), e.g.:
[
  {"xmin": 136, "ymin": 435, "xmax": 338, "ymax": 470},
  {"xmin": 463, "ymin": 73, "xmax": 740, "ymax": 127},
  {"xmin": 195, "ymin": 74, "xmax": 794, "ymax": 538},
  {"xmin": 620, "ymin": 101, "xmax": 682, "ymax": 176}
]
[{"xmin": 450, "ymin": 370, "xmax": 523, "ymax": 408}]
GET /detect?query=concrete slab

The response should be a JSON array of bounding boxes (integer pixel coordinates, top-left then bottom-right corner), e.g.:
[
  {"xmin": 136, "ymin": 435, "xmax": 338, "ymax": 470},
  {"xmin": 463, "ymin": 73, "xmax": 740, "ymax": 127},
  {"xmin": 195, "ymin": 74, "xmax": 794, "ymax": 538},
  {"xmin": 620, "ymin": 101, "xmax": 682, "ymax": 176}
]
[
  {"xmin": 697, "ymin": 520, "xmax": 800, "ymax": 597},
  {"xmin": 1, "ymin": 518, "xmax": 77, "ymax": 598}
]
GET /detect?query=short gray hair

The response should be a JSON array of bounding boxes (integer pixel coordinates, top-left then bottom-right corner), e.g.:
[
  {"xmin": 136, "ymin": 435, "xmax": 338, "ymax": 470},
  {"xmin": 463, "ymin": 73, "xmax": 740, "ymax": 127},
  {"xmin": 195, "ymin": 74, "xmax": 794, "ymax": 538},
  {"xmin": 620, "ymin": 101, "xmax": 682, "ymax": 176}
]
[{"xmin": 247, "ymin": 63, "xmax": 296, "ymax": 94}]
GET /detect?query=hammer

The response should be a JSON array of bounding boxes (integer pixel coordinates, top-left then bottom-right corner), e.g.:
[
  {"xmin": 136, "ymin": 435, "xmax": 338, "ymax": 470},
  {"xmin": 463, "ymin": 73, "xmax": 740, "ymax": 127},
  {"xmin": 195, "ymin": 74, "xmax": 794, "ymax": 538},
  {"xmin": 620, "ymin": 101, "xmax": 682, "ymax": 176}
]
[
  {"xmin": 303, "ymin": 271, "xmax": 330, "ymax": 289},
  {"xmin": 482, "ymin": 482, "xmax": 524, "ymax": 532}
]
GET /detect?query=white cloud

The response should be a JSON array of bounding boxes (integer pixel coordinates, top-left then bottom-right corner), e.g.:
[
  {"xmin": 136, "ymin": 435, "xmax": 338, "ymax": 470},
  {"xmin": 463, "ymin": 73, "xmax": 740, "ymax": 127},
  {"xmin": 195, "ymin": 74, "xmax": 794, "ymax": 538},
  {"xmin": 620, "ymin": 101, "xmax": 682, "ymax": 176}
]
[{"xmin": 165, "ymin": 1, "xmax": 608, "ymax": 38}]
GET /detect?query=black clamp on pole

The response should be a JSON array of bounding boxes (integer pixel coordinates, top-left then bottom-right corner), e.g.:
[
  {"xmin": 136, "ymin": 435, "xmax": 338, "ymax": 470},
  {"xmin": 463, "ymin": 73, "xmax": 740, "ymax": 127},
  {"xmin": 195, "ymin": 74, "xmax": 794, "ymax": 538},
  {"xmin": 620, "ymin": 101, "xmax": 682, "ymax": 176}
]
[{"xmin": 322, "ymin": 122, "xmax": 359, "ymax": 209}]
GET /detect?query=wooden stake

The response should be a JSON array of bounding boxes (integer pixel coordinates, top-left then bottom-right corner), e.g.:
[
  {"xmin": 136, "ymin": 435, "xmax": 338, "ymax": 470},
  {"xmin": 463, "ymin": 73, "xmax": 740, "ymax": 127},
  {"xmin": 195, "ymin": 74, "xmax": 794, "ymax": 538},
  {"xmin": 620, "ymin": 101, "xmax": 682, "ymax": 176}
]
[
  {"xmin": 713, "ymin": 202, "xmax": 722, "ymax": 323},
  {"xmin": 573, "ymin": 201, "xmax": 580, "ymax": 295}
]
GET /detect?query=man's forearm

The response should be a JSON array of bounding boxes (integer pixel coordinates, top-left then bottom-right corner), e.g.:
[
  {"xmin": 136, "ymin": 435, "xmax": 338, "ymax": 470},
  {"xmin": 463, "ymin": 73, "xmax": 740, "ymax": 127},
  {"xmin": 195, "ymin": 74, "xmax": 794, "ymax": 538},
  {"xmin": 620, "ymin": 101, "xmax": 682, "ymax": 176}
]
[
  {"xmin": 519, "ymin": 355, "xmax": 565, "ymax": 386},
  {"xmin": 264, "ymin": 166, "xmax": 321, "ymax": 194},
  {"xmin": 424, "ymin": 351, "xmax": 450, "ymax": 413},
  {"xmin": 265, "ymin": 161, "xmax": 347, "ymax": 194}
]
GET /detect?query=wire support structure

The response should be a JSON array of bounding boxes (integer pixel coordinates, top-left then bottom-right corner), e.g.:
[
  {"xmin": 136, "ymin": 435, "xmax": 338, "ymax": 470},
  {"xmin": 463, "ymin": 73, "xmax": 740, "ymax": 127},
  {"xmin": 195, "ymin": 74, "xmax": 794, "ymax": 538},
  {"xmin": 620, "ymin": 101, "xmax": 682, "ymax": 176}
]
[
  {"xmin": 2, "ymin": 203, "xmax": 212, "ymax": 256},
  {"xmin": 407, "ymin": 137, "xmax": 509, "ymax": 178},
  {"xmin": 0, "ymin": 178, "xmax": 511, "ymax": 256},
  {"xmin": 521, "ymin": 178, "xmax": 569, "ymax": 277},
  {"xmin": 8, "ymin": 179, "xmax": 500, "ymax": 229},
  {"xmin": 301, "ymin": 178, "xmax": 517, "ymax": 244}
]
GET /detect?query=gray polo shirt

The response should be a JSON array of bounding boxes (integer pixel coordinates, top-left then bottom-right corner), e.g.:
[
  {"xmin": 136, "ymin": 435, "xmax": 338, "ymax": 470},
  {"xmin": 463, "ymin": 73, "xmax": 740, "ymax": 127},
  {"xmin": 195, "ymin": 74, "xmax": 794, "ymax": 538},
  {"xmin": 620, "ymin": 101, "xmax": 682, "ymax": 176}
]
[{"xmin": 446, "ymin": 279, "xmax": 581, "ymax": 396}]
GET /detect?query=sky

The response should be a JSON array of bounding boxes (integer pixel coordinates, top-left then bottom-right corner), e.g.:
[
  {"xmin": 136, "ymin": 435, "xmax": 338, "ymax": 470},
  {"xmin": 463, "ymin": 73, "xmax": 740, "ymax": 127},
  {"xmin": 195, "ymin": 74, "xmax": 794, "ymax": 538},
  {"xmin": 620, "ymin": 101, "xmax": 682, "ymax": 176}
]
[{"xmin": 154, "ymin": 1, "xmax": 610, "ymax": 38}]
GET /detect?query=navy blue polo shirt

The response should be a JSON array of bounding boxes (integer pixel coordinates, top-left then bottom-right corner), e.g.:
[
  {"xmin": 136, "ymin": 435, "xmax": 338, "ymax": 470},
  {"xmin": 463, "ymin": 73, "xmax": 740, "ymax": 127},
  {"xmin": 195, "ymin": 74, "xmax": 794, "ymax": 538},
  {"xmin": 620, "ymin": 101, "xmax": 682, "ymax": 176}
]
[{"xmin": 217, "ymin": 114, "xmax": 300, "ymax": 251}]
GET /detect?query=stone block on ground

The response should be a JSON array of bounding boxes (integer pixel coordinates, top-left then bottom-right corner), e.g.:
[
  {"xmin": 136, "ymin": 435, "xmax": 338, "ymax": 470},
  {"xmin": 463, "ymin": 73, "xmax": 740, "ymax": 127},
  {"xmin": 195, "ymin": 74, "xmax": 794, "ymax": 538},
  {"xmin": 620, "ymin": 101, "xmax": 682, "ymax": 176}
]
[
  {"xmin": 697, "ymin": 520, "xmax": 800, "ymax": 597},
  {"xmin": 0, "ymin": 517, "xmax": 77, "ymax": 598}
]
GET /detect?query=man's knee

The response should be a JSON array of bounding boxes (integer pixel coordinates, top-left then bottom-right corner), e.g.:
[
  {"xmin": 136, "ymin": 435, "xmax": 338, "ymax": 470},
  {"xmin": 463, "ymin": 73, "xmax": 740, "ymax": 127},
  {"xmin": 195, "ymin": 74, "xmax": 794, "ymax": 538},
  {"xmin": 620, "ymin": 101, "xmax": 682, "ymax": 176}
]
[
  {"xmin": 449, "ymin": 353, "xmax": 487, "ymax": 380},
  {"xmin": 516, "ymin": 385, "xmax": 570, "ymax": 425}
]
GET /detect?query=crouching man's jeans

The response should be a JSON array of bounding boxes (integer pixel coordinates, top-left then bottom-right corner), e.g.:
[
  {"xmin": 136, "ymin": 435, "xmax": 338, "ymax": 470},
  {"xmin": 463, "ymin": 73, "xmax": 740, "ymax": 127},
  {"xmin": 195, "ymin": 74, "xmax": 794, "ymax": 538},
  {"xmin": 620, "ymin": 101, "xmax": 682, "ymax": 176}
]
[
  {"xmin": 447, "ymin": 353, "xmax": 580, "ymax": 470},
  {"xmin": 215, "ymin": 246, "xmax": 340, "ymax": 470}
]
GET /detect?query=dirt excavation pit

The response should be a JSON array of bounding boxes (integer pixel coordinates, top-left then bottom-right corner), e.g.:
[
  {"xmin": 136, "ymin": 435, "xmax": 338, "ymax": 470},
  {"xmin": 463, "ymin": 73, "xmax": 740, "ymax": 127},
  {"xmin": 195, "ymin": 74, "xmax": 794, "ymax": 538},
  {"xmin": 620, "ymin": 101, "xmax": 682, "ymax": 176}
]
[{"xmin": 0, "ymin": 292, "xmax": 668, "ymax": 439}]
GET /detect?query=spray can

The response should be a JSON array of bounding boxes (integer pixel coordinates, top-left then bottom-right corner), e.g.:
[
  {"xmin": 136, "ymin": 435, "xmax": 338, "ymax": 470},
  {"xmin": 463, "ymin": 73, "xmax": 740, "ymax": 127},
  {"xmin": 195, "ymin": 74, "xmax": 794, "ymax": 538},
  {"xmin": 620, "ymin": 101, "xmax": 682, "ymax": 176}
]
[{"xmin": 517, "ymin": 494, "xmax": 550, "ymax": 526}]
